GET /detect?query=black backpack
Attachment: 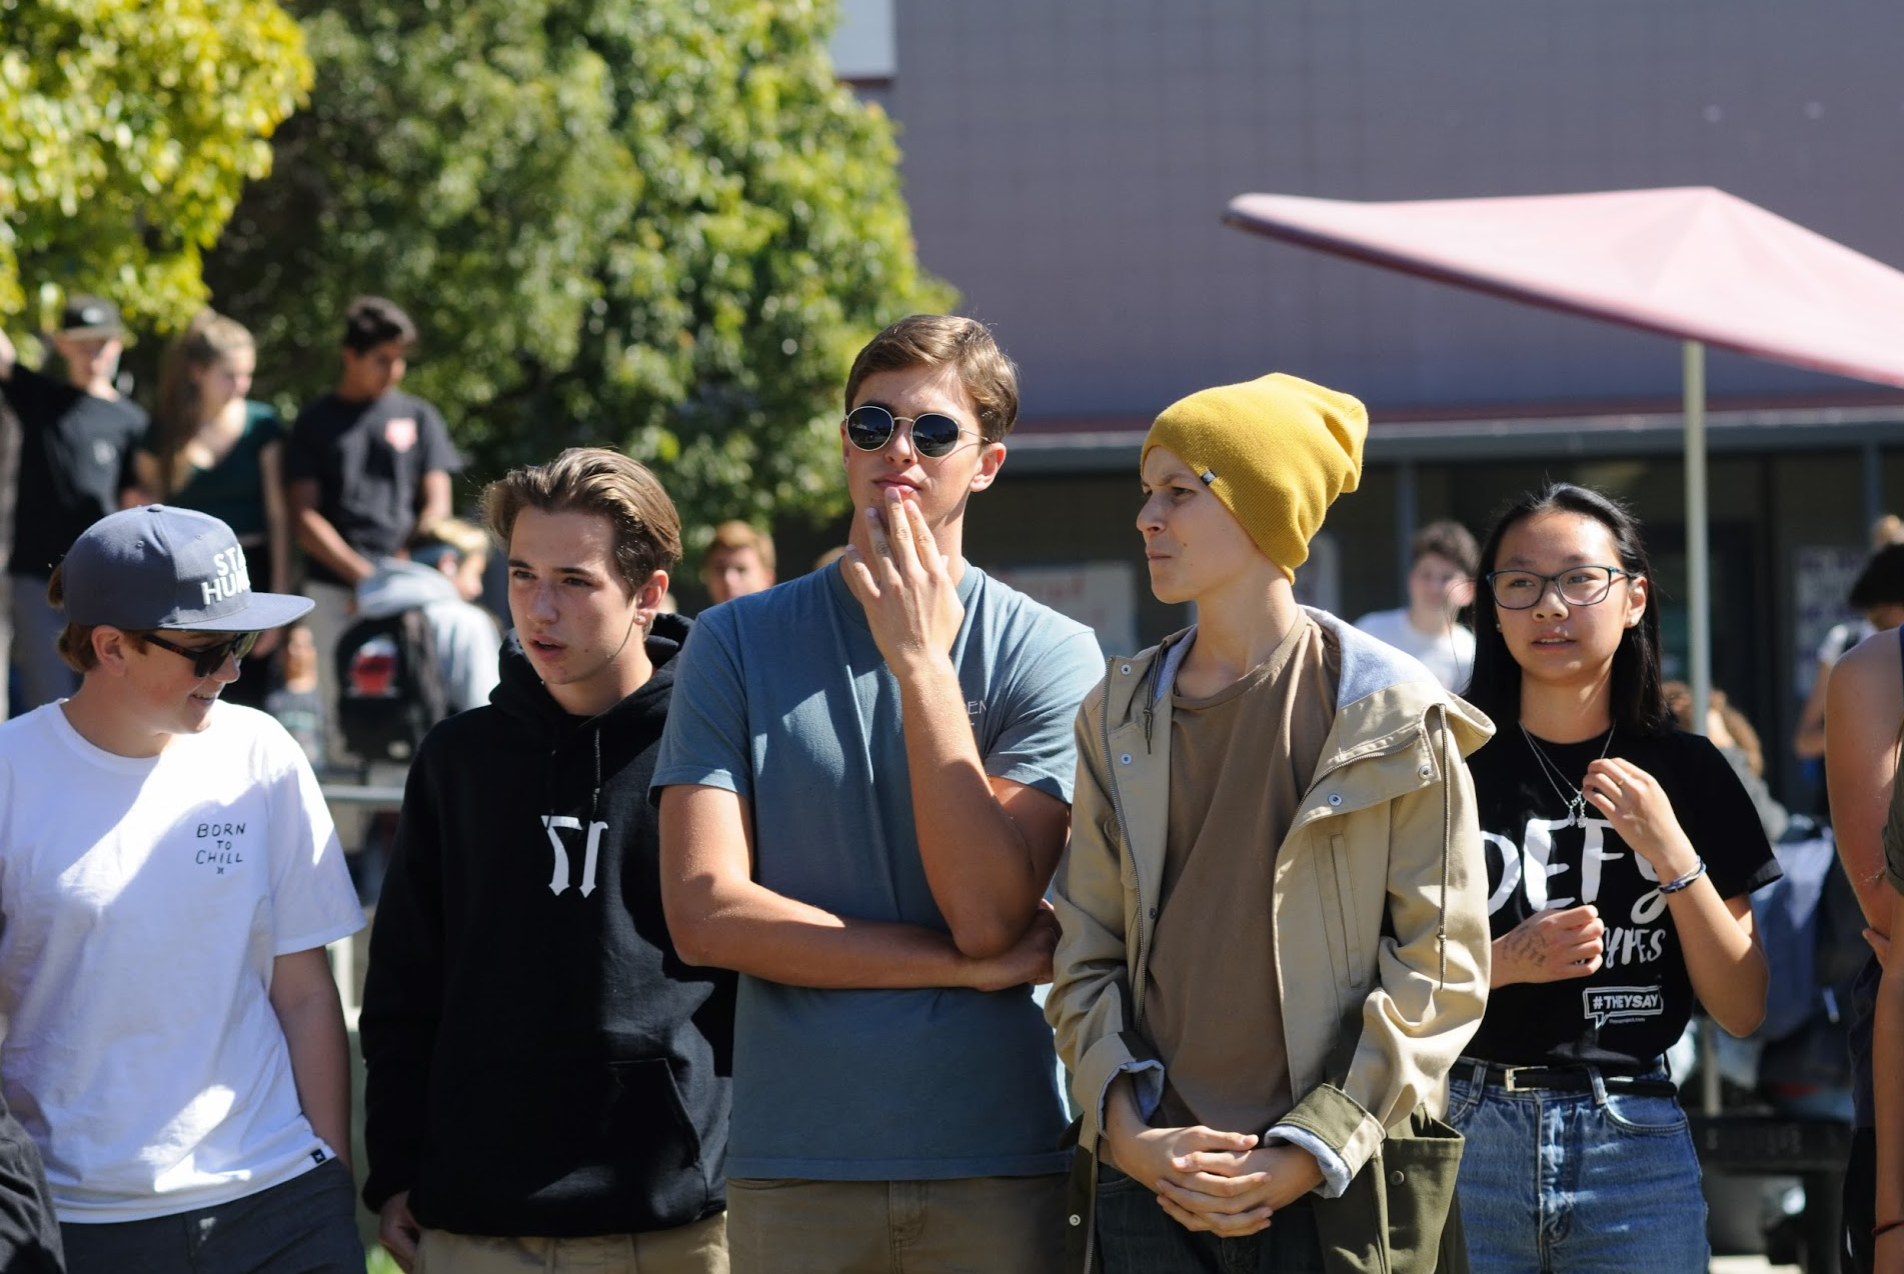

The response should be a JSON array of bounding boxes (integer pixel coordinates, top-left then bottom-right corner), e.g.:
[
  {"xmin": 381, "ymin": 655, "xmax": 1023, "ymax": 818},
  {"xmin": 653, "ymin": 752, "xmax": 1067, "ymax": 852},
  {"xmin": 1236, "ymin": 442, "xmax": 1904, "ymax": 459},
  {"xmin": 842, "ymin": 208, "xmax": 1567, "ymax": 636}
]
[{"xmin": 334, "ymin": 607, "xmax": 451, "ymax": 762}]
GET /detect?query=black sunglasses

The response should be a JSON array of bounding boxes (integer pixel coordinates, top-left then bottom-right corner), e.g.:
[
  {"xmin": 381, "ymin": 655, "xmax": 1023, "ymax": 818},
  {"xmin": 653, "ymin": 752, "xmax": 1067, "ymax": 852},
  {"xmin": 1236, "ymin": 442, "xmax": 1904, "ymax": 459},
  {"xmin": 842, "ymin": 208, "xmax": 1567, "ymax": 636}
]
[
  {"xmin": 844, "ymin": 404, "xmax": 978, "ymax": 460},
  {"xmin": 144, "ymin": 631, "xmax": 260, "ymax": 678}
]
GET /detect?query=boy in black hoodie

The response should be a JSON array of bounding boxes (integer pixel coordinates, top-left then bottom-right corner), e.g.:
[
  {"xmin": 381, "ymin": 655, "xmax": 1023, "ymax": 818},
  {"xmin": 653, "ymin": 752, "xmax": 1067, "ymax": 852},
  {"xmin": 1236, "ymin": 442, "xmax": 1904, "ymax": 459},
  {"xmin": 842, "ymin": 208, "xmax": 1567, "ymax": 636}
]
[{"xmin": 360, "ymin": 448, "xmax": 732, "ymax": 1274}]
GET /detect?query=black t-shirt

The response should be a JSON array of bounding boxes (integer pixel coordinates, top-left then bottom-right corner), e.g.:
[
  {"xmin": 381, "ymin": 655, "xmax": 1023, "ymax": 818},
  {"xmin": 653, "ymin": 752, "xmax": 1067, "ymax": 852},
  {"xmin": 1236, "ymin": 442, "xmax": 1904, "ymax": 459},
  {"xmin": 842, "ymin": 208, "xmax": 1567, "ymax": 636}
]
[
  {"xmin": 1, "ymin": 366, "xmax": 146, "ymax": 577},
  {"xmin": 284, "ymin": 391, "xmax": 460, "ymax": 584},
  {"xmin": 1464, "ymin": 726, "xmax": 1781, "ymax": 1073}
]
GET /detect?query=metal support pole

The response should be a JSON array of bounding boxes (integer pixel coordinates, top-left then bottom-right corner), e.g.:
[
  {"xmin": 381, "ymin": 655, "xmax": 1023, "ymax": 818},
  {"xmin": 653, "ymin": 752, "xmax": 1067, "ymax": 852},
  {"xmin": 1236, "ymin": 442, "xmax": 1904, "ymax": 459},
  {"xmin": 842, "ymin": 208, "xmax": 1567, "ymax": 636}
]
[
  {"xmin": 1864, "ymin": 441, "xmax": 1885, "ymax": 538},
  {"xmin": 1685, "ymin": 340, "xmax": 1710, "ymax": 739},
  {"xmin": 1396, "ymin": 459, "xmax": 1419, "ymax": 595}
]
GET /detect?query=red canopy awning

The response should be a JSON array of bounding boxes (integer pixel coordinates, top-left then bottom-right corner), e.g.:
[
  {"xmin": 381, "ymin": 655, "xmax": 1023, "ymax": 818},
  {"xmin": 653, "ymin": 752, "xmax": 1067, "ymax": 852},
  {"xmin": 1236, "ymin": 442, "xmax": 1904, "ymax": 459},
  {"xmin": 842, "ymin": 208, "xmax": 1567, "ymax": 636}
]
[{"xmin": 1225, "ymin": 186, "xmax": 1904, "ymax": 391}]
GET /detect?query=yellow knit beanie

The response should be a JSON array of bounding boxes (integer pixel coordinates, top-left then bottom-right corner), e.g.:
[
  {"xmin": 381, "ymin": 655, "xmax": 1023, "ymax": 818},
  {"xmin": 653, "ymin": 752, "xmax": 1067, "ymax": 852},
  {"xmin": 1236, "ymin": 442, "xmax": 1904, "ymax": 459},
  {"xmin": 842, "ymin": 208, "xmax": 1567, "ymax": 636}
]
[{"xmin": 1142, "ymin": 373, "xmax": 1367, "ymax": 582}]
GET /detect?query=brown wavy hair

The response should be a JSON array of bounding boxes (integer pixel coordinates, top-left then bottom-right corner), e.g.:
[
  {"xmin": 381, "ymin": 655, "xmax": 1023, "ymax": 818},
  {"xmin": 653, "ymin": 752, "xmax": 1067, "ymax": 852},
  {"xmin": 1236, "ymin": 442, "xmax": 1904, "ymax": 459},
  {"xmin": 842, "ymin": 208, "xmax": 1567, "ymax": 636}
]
[
  {"xmin": 150, "ymin": 309, "xmax": 253, "ymax": 497},
  {"xmin": 483, "ymin": 448, "xmax": 681, "ymax": 596}
]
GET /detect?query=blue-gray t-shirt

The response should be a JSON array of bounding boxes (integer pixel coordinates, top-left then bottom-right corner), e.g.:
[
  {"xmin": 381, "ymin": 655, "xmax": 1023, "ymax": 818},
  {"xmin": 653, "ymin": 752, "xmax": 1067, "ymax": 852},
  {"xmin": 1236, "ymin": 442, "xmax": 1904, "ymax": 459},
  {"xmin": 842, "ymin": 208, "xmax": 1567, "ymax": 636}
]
[{"xmin": 653, "ymin": 561, "xmax": 1104, "ymax": 1180}]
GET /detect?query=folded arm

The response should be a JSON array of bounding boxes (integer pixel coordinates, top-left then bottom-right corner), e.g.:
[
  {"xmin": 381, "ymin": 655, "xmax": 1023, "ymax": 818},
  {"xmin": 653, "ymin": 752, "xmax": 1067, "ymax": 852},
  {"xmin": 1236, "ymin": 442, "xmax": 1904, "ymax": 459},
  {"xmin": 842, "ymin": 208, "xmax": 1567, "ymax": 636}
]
[{"xmin": 659, "ymin": 782, "xmax": 1054, "ymax": 991}]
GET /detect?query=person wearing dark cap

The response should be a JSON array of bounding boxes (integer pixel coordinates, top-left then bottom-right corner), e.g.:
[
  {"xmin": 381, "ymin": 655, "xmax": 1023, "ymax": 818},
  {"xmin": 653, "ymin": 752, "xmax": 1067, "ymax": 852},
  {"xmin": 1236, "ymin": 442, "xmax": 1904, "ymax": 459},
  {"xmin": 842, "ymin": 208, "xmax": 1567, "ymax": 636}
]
[
  {"xmin": 0, "ymin": 505, "xmax": 366, "ymax": 1273},
  {"xmin": 0, "ymin": 296, "xmax": 148, "ymax": 716},
  {"xmin": 284, "ymin": 296, "xmax": 460, "ymax": 762}
]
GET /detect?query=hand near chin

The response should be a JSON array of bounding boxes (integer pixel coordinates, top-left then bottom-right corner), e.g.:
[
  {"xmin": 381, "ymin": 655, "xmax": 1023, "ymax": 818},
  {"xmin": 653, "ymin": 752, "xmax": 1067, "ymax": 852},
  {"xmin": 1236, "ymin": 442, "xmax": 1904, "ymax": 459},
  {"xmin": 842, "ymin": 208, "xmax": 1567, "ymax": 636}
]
[{"xmin": 841, "ymin": 490, "xmax": 963, "ymax": 675}]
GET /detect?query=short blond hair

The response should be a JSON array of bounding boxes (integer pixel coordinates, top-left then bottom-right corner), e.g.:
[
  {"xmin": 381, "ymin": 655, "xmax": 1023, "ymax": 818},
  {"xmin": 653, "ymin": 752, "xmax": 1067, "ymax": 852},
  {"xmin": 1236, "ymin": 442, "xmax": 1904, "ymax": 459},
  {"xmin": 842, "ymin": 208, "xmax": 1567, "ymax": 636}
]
[
  {"xmin": 482, "ymin": 449, "xmax": 681, "ymax": 595},
  {"xmin": 706, "ymin": 520, "xmax": 776, "ymax": 573},
  {"xmin": 411, "ymin": 516, "xmax": 490, "ymax": 562}
]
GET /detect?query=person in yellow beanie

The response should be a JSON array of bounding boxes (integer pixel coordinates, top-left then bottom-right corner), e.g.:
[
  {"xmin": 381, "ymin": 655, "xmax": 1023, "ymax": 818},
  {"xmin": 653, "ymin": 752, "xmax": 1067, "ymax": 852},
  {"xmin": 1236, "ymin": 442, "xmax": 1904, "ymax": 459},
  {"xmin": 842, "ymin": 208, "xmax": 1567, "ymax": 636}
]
[
  {"xmin": 1046, "ymin": 373, "xmax": 1496, "ymax": 1273},
  {"xmin": 1138, "ymin": 372, "xmax": 1366, "ymax": 582}
]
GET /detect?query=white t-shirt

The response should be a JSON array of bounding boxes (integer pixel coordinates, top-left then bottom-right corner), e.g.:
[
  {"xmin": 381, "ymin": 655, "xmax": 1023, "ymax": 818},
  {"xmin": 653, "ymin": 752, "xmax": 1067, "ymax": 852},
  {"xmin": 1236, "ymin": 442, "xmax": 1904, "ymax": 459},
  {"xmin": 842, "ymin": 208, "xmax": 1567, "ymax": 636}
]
[
  {"xmin": 0, "ymin": 701, "xmax": 365, "ymax": 1222},
  {"xmin": 1352, "ymin": 607, "xmax": 1475, "ymax": 692},
  {"xmin": 1817, "ymin": 618, "xmax": 1877, "ymax": 667}
]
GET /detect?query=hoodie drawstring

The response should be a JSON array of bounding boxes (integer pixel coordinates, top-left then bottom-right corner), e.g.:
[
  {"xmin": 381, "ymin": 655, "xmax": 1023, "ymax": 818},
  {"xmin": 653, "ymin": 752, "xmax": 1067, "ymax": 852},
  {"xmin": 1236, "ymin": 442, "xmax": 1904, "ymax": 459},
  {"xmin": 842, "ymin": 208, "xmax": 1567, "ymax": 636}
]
[
  {"xmin": 589, "ymin": 725, "xmax": 604, "ymax": 830},
  {"xmin": 536, "ymin": 722, "xmax": 604, "ymax": 844}
]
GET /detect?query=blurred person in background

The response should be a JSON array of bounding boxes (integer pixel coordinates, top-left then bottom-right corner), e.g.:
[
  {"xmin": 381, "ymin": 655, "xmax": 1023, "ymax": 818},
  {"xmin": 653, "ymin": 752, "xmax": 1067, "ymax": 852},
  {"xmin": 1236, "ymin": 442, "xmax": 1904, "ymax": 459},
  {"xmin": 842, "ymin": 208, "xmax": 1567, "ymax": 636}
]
[
  {"xmin": 0, "ymin": 296, "xmax": 146, "ymax": 716},
  {"xmin": 284, "ymin": 296, "xmax": 459, "ymax": 758},
  {"xmin": 1352, "ymin": 518, "xmax": 1478, "ymax": 692},
  {"xmin": 1795, "ymin": 531, "xmax": 1904, "ymax": 800},
  {"xmin": 133, "ymin": 309, "xmax": 290, "ymax": 708},
  {"xmin": 265, "ymin": 622, "xmax": 326, "ymax": 770},
  {"xmin": 699, "ymin": 520, "xmax": 775, "ymax": 606},
  {"xmin": 1663, "ymin": 681, "xmax": 1787, "ymax": 842},
  {"xmin": 353, "ymin": 517, "xmax": 501, "ymax": 716}
]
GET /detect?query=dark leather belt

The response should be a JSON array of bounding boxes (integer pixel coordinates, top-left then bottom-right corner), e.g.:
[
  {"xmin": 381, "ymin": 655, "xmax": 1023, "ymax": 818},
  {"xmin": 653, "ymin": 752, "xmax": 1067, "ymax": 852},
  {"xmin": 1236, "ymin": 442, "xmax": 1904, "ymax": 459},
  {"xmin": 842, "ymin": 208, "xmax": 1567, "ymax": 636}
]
[{"xmin": 1481, "ymin": 1063, "xmax": 1678, "ymax": 1098}]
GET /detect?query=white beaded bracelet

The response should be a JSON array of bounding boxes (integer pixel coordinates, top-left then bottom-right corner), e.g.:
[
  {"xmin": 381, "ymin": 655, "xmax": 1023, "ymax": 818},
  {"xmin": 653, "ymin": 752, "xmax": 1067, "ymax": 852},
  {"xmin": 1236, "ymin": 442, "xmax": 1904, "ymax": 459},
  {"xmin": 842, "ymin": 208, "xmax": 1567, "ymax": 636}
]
[{"xmin": 1658, "ymin": 859, "xmax": 1708, "ymax": 895}]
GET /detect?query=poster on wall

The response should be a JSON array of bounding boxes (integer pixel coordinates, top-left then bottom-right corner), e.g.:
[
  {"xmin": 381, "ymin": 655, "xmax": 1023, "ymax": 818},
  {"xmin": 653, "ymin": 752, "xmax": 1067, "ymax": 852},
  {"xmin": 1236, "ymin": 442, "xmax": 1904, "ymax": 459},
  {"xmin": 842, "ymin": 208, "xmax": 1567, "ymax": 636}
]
[
  {"xmin": 990, "ymin": 562, "xmax": 1139, "ymax": 657},
  {"xmin": 1792, "ymin": 544, "xmax": 1869, "ymax": 696}
]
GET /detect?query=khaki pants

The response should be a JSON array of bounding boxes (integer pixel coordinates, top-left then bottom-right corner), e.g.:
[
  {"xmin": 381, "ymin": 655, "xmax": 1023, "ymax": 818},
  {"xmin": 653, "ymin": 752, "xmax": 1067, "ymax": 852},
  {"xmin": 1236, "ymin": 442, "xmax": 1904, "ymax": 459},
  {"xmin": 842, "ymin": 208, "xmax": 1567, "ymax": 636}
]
[
  {"xmin": 415, "ymin": 1213, "xmax": 727, "ymax": 1274},
  {"xmin": 726, "ymin": 1176, "xmax": 1066, "ymax": 1274}
]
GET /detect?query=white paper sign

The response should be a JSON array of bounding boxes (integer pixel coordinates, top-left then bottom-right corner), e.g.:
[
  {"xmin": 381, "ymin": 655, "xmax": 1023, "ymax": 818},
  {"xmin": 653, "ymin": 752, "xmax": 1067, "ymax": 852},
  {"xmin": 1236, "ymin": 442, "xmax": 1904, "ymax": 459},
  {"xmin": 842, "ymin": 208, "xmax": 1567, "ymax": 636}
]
[{"xmin": 990, "ymin": 562, "xmax": 1139, "ymax": 658}]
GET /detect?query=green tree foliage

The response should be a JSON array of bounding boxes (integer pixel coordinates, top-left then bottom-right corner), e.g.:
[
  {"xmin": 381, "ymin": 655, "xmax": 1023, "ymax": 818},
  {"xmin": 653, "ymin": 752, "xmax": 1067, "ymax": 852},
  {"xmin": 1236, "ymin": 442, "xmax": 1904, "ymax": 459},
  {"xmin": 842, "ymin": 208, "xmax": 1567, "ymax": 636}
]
[
  {"xmin": 208, "ymin": 0, "xmax": 953, "ymax": 536},
  {"xmin": 0, "ymin": 0, "xmax": 309, "ymax": 327}
]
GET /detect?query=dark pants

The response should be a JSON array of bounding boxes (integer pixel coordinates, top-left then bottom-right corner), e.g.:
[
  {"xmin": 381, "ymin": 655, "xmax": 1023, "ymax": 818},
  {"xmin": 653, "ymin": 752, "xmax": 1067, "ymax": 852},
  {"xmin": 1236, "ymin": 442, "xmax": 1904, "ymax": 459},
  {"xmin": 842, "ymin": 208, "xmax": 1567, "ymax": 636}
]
[
  {"xmin": 0, "ymin": 1109, "xmax": 62, "ymax": 1274},
  {"xmin": 60, "ymin": 1159, "xmax": 361, "ymax": 1274},
  {"xmin": 1845, "ymin": 1127, "xmax": 1874, "ymax": 1274},
  {"xmin": 1847, "ymin": 954, "xmax": 1880, "ymax": 1274},
  {"xmin": 1094, "ymin": 1165, "xmax": 1324, "ymax": 1274}
]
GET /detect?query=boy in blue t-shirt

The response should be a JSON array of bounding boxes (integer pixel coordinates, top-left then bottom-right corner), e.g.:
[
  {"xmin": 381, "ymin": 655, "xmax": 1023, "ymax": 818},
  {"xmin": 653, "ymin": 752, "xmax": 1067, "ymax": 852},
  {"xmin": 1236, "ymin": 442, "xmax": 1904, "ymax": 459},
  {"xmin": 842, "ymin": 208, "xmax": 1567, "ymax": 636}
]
[{"xmin": 655, "ymin": 315, "xmax": 1103, "ymax": 1274}]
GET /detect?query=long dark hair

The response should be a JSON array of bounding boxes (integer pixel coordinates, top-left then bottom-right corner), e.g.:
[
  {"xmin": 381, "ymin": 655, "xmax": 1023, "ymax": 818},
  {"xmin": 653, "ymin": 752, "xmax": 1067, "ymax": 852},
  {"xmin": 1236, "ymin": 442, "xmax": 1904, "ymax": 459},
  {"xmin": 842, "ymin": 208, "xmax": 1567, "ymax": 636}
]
[{"xmin": 1463, "ymin": 482, "xmax": 1673, "ymax": 738}]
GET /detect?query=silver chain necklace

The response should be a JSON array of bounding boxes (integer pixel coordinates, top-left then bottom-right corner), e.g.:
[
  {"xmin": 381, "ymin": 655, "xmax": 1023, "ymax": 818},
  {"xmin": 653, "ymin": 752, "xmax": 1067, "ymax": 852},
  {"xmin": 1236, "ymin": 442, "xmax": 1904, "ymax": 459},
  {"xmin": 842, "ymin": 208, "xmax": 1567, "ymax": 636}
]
[{"xmin": 1519, "ymin": 723, "xmax": 1616, "ymax": 827}]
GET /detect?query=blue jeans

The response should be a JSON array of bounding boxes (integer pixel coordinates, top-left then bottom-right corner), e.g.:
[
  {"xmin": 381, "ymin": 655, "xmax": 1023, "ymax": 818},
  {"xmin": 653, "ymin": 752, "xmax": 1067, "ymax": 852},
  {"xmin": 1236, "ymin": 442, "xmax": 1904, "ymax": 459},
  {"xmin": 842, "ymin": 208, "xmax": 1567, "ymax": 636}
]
[
  {"xmin": 1095, "ymin": 1164, "xmax": 1324, "ymax": 1274},
  {"xmin": 1446, "ymin": 1059, "xmax": 1708, "ymax": 1274}
]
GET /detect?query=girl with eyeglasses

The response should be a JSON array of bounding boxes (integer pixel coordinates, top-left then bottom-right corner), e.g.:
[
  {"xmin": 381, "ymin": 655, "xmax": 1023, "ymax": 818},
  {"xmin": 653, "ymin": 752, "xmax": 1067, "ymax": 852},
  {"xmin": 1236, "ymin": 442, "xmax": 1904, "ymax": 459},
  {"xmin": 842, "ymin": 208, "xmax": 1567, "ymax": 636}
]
[{"xmin": 1450, "ymin": 482, "xmax": 1779, "ymax": 1274}]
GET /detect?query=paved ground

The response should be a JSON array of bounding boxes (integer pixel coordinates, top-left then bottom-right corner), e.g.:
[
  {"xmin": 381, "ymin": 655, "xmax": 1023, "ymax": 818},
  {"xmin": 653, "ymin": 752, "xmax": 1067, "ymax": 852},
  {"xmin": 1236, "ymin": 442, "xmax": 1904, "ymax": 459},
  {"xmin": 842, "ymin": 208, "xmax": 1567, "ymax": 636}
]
[{"xmin": 1711, "ymin": 1258, "xmax": 1798, "ymax": 1273}]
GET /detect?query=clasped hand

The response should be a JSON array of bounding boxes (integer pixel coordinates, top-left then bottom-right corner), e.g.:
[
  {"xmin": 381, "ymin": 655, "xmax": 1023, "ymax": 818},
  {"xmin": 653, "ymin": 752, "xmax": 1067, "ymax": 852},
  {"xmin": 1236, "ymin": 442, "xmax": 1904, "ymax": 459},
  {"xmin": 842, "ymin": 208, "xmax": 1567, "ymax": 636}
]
[
  {"xmin": 1104, "ymin": 1095, "xmax": 1321, "ymax": 1236},
  {"xmin": 842, "ymin": 490, "xmax": 964, "ymax": 675}
]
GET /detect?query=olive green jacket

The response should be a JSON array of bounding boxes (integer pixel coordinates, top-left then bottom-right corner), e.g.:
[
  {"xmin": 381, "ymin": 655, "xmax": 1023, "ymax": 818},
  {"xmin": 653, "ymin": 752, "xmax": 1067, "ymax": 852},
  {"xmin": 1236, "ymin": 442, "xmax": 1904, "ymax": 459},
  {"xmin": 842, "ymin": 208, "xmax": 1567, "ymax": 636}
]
[{"xmin": 1045, "ymin": 611, "xmax": 1494, "ymax": 1272}]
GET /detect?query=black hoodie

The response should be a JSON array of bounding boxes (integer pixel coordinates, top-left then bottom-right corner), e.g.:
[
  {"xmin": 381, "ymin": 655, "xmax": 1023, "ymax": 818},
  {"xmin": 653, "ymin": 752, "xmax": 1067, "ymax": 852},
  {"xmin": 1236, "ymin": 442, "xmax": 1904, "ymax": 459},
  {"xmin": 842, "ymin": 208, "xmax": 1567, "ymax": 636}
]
[{"xmin": 360, "ymin": 614, "xmax": 733, "ymax": 1237}]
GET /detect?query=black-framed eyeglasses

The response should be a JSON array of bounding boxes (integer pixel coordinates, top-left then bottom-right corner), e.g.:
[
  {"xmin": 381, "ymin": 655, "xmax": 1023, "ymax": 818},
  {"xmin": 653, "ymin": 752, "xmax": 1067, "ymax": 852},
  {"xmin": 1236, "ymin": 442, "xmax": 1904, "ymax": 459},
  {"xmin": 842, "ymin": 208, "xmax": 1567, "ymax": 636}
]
[
  {"xmin": 1486, "ymin": 566, "xmax": 1633, "ymax": 610},
  {"xmin": 844, "ymin": 404, "xmax": 979, "ymax": 460},
  {"xmin": 144, "ymin": 631, "xmax": 260, "ymax": 678}
]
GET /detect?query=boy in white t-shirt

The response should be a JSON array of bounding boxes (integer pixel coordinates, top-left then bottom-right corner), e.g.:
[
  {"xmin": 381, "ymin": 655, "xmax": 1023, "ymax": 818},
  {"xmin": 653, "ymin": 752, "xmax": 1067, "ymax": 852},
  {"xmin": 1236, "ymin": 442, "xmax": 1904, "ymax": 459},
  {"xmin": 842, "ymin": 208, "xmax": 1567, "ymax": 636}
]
[
  {"xmin": 0, "ymin": 505, "xmax": 367, "ymax": 1273},
  {"xmin": 1352, "ymin": 518, "xmax": 1479, "ymax": 692}
]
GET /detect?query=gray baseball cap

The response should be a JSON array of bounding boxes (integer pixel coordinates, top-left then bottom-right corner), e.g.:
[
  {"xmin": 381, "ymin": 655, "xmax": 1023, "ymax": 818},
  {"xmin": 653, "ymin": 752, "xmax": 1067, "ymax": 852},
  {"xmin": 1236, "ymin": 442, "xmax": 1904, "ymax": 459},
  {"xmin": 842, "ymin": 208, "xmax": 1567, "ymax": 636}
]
[{"xmin": 59, "ymin": 506, "xmax": 314, "ymax": 632}]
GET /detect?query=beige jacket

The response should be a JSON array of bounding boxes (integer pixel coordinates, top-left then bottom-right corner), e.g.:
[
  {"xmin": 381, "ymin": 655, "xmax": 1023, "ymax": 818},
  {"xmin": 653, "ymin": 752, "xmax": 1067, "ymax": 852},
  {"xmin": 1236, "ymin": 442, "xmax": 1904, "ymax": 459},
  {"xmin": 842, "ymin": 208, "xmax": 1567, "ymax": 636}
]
[{"xmin": 1046, "ymin": 609, "xmax": 1494, "ymax": 1191}]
